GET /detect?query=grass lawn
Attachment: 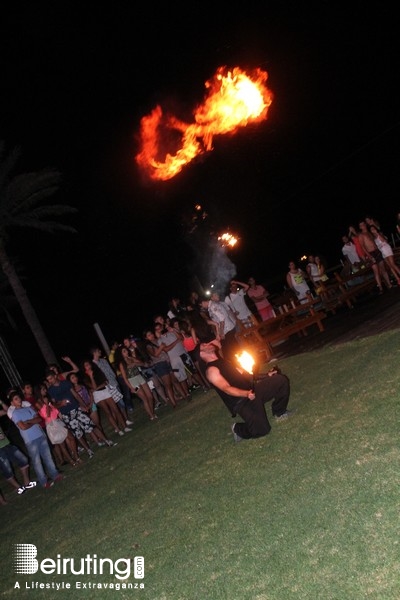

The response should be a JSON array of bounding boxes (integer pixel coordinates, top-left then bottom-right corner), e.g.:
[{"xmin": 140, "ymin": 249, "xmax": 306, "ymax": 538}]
[{"xmin": 1, "ymin": 328, "xmax": 400, "ymax": 599}]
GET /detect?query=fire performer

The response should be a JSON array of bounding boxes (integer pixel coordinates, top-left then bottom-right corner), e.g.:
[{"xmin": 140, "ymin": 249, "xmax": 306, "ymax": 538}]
[{"xmin": 197, "ymin": 340, "xmax": 292, "ymax": 443}]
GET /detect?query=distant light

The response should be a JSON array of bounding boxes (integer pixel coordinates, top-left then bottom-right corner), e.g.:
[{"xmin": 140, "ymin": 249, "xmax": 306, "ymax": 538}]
[
  {"xmin": 218, "ymin": 232, "xmax": 239, "ymax": 248},
  {"xmin": 205, "ymin": 289, "xmax": 211, "ymax": 296}
]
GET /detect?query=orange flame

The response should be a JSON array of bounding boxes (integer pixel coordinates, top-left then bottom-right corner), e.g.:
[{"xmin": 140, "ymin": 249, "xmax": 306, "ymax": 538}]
[
  {"xmin": 136, "ymin": 66, "xmax": 273, "ymax": 181},
  {"xmin": 218, "ymin": 232, "xmax": 238, "ymax": 248},
  {"xmin": 235, "ymin": 350, "xmax": 255, "ymax": 375}
]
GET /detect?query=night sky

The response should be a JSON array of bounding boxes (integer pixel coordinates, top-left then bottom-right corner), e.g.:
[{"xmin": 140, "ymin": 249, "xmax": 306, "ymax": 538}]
[{"xmin": 1, "ymin": 3, "xmax": 400, "ymax": 381}]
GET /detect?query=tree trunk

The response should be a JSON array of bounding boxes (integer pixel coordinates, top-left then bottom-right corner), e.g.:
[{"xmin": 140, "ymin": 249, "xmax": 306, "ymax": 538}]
[{"xmin": 0, "ymin": 244, "xmax": 58, "ymax": 365}]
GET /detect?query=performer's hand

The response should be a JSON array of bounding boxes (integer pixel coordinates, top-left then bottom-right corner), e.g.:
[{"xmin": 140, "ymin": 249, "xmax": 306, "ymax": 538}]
[{"xmin": 247, "ymin": 391, "xmax": 256, "ymax": 401}]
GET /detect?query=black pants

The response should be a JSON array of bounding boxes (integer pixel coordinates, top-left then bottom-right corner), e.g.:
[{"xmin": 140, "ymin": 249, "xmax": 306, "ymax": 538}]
[
  {"xmin": 235, "ymin": 396, "xmax": 271, "ymax": 439},
  {"xmin": 255, "ymin": 373, "xmax": 290, "ymax": 417},
  {"xmin": 233, "ymin": 373, "xmax": 290, "ymax": 439}
]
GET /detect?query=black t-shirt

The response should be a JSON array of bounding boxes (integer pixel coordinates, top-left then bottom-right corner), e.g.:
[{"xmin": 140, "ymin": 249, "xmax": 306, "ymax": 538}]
[{"xmin": 205, "ymin": 358, "xmax": 251, "ymax": 413}]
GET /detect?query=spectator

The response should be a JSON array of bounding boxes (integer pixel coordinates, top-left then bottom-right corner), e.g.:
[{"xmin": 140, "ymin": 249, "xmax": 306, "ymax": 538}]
[
  {"xmin": 0, "ymin": 421, "xmax": 36, "ymax": 495},
  {"xmin": 114, "ymin": 347, "xmax": 157, "ymax": 421},
  {"xmin": 81, "ymin": 361, "xmax": 130, "ymax": 436},
  {"xmin": 46, "ymin": 369, "xmax": 98, "ymax": 456},
  {"xmin": 246, "ymin": 277, "xmax": 275, "ymax": 322},
  {"xmin": 358, "ymin": 221, "xmax": 391, "ymax": 293},
  {"xmin": 224, "ymin": 280, "xmax": 255, "ymax": 329},
  {"xmin": 154, "ymin": 322, "xmax": 192, "ymax": 400},
  {"xmin": 341, "ymin": 235, "xmax": 362, "ymax": 270},
  {"xmin": 143, "ymin": 329, "xmax": 179, "ymax": 408},
  {"xmin": 9, "ymin": 391, "xmax": 62, "ymax": 489},
  {"xmin": 369, "ymin": 225, "xmax": 400, "ymax": 285},
  {"xmin": 200, "ymin": 293, "xmax": 239, "ymax": 361},
  {"xmin": 90, "ymin": 346, "xmax": 132, "ymax": 427},
  {"xmin": 286, "ymin": 261, "xmax": 312, "ymax": 304}
]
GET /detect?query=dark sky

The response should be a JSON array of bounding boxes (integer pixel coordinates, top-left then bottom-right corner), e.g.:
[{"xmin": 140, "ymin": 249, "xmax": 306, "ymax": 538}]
[{"xmin": 1, "ymin": 2, "xmax": 400, "ymax": 380}]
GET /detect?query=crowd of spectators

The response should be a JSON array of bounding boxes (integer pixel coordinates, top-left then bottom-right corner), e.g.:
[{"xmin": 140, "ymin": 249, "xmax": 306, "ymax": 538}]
[{"xmin": 1, "ymin": 215, "xmax": 399, "ymax": 504}]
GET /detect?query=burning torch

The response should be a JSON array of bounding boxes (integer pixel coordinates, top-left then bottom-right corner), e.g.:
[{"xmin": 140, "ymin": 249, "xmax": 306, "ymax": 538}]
[{"xmin": 236, "ymin": 350, "xmax": 256, "ymax": 392}]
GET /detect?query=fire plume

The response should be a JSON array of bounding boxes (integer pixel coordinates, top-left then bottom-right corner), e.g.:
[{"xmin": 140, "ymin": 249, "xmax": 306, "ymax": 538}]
[
  {"xmin": 136, "ymin": 66, "xmax": 273, "ymax": 181},
  {"xmin": 236, "ymin": 350, "xmax": 255, "ymax": 375}
]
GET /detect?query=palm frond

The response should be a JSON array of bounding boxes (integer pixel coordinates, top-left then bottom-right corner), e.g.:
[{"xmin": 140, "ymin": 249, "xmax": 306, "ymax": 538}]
[
  {"xmin": 0, "ymin": 144, "xmax": 21, "ymax": 194},
  {"xmin": 1, "ymin": 170, "xmax": 62, "ymax": 215},
  {"xmin": 18, "ymin": 204, "xmax": 78, "ymax": 219},
  {"xmin": 7, "ymin": 218, "xmax": 77, "ymax": 234}
]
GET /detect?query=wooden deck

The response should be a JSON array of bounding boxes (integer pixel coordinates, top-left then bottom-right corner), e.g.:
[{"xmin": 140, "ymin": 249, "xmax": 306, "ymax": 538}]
[{"xmin": 269, "ymin": 284, "xmax": 400, "ymax": 359}]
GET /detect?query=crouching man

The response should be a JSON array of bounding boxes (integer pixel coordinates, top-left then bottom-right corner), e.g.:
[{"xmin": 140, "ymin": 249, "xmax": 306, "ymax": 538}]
[{"xmin": 198, "ymin": 341, "xmax": 292, "ymax": 442}]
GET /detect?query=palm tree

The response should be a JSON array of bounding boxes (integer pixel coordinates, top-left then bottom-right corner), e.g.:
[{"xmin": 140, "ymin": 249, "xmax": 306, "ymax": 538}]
[{"xmin": 0, "ymin": 142, "xmax": 78, "ymax": 365}]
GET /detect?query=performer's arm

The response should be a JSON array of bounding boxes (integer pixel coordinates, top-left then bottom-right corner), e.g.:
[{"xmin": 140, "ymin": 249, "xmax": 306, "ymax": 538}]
[{"xmin": 206, "ymin": 366, "xmax": 255, "ymax": 400}]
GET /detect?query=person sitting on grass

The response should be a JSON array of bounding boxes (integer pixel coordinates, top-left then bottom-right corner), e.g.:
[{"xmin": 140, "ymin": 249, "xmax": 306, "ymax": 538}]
[{"xmin": 9, "ymin": 392, "xmax": 63, "ymax": 489}]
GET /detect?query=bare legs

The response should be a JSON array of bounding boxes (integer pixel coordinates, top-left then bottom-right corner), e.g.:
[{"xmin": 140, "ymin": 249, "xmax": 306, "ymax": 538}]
[
  {"xmin": 370, "ymin": 262, "xmax": 383, "ymax": 292},
  {"xmin": 136, "ymin": 383, "xmax": 156, "ymax": 420},
  {"xmin": 97, "ymin": 397, "xmax": 126, "ymax": 433},
  {"xmin": 384, "ymin": 256, "xmax": 400, "ymax": 284},
  {"xmin": 160, "ymin": 373, "xmax": 179, "ymax": 407}
]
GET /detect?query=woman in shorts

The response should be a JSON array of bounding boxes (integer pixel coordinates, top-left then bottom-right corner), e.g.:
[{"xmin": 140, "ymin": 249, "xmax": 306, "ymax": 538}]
[
  {"xmin": 82, "ymin": 360, "xmax": 130, "ymax": 437},
  {"xmin": 114, "ymin": 347, "xmax": 157, "ymax": 421}
]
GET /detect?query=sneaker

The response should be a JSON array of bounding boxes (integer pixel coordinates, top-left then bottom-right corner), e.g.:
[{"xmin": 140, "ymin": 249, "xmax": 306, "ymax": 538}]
[
  {"xmin": 124, "ymin": 427, "xmax": 132, "ymax": 433},
  {"xmin": 24, "ymin": 481, "xmax": 37, "ymax": 490},
  {"xmin": 54, "ymin": 474, "xmax": 65, "ymax": 483},
  {"xmin": 118, "ymin": 430, "xmax": 125, "ymax": 436},
  {"xmin": 125, "ymin": 420, "xmax": 134, "ymax": 426},
  {"xmin": 87, "ymin": 450, "xmax": 95, "ymax": 458},
  {"xmin": 231, "ymin": 424, "xmax": 243, "ymax": 443},
  {"xmin": 105, "ymin": 439, "xmax": 117, "ymax": 447},
  {"xmin": 43, "ymin": 481, "xmax": 54, "ymax": 489},
  {"xmin": 17, "ymin": 486, "xmax": 26, "ymax": 495},
  {"xmin": 274, "ymin": 409, "xmax": 296, "ymax": 421},
  {"xmin": 97, "ymin": 441, "xmax": 106, "ymax": 447}
]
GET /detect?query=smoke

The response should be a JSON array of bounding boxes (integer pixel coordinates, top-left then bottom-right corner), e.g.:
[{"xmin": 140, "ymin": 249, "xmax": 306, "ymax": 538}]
[
  {"xmin": 207, "ymin": 240, "xmax": 237, "ymax": 295},
  {"xmin": 183, "ymin": 203, "xmax": 237, "ymax": 296}
]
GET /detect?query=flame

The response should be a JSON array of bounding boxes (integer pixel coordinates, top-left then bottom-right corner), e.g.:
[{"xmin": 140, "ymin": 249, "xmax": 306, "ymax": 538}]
[
  {"xmin": 136, "ymin": 66, "xmax": 273, "ymax": 181},
  {"xmin": 218, "ymin": 232, "xmax": 238, "ymax": 248},
  {"xmin": 236, "ymin": 350, "xmax": 255, "ymax": 375}
]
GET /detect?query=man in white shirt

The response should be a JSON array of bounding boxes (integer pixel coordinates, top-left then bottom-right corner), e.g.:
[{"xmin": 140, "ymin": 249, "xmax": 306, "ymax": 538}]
[
  {"xmin": 224, "ymin": 280, "xmax": 254, "ymax": 327},
  {"xmin": 341, "ymin": 235, "xmax": 361, "ymax": 268},
  {"xmin": 200, "ymin": 294, "xmax": 239, "ymax": 360}
]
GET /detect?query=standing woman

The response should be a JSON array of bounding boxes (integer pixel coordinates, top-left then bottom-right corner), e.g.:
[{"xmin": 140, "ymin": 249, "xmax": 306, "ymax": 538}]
[
  {"xmin": 286, "ymin": 261, "xmax": 312, "ymax": 304},
  {"xmin": 37, "ymin": 385, "xmax": 80, "ymax": 467},
  {"xmin": 246, "ymin": 277, "xmax": 275, "ymax": 321},
  {"xmin": 82, "ymin": 360, "xmax": 130, "ymax": 436},
  {"xmin": 178, "ymin": 318, "xmax": 211, "ymax": 390},
  {"xmin": 396, "ymin": 212, "xmax": 400, "ymax": 238},
  {"xmin": 67, "ymin": 372, "xmax": 105, "ymax": 437},
  {"xmin": 114, "ymin": 347, "xmax": 157, "ymax": 421},
  {"xmin": 370, "ymin": 225, "xmax": 400, "ymax": 285},
  {"xmin": 144, "ymin": 330, "xmax": 178, "ymax": 408}
]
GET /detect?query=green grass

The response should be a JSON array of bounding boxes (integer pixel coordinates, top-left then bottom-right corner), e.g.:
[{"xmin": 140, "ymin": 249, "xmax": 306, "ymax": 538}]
[{"xmin": 2, "ymin": 329, "xmax": 400, "ymax": 599}]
